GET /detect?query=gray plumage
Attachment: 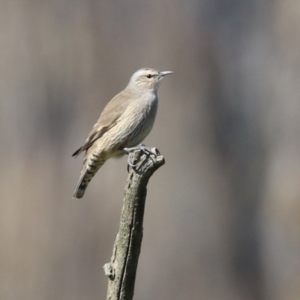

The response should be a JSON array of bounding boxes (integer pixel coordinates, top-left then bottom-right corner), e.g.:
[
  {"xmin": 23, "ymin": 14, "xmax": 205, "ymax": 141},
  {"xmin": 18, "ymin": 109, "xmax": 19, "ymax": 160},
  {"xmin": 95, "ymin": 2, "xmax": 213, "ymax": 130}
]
[{"xmin": 72, "ymin": 68, "xmax": 172, "ymax": 198}]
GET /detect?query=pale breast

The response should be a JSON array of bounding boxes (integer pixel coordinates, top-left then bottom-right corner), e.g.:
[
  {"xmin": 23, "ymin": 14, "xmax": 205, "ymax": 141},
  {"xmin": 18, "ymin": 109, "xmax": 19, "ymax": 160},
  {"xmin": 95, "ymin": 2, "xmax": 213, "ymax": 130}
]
[
  {"xmin": 123, "ymin": 93, "xmax": 158, "ymax": 147},
  {"xmin": 99, "ymin": 93, "xmax": 158, "ymax": 152}
]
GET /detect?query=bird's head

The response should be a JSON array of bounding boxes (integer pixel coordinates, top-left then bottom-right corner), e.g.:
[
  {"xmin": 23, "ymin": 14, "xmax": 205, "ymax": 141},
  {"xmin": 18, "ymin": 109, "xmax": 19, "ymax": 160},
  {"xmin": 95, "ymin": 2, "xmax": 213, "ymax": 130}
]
[{"xmin": 128, "ymin": 68, "xmax": 173, "ymax": 91}]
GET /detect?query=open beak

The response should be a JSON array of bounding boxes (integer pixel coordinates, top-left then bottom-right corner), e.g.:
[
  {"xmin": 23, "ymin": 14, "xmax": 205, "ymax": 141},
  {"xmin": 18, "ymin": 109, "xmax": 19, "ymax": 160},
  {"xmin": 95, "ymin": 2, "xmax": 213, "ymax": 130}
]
[{"xmin": 160, "ymin": 71, "xmax": 173, "ymax": 76}]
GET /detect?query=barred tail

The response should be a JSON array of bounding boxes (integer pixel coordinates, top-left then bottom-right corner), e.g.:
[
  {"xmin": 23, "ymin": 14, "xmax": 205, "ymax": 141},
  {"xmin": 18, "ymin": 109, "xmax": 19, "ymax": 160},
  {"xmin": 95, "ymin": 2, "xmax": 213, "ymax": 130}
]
[
  {"xmin": 73, "ymin": 178, "xmax": 87, "ymax": 199},
  {"xmin": 73, "ymin": 158, "xmax": 105, "ymax": 199}
]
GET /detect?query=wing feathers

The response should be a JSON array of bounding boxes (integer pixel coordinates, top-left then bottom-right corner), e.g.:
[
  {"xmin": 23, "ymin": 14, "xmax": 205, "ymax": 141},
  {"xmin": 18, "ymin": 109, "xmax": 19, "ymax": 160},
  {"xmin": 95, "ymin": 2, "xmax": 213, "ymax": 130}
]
[{"xmin": 72, "ymin": 90, "xmax": 132, "ymax": 157}]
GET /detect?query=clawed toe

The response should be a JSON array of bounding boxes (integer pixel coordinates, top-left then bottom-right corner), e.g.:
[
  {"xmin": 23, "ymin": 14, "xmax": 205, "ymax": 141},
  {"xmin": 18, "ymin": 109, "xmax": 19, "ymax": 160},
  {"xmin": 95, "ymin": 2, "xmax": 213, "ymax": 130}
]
[
  {"xmin": 127, "ymin": 158, "xmax": 137, "ymax": 172},
  {"xmin": 127, "ymin": 159, "xmax": 137, "ymax": 168},
  {"xmin": 124, "ymin": 144, "xmax": 153, "ymax": 172}
]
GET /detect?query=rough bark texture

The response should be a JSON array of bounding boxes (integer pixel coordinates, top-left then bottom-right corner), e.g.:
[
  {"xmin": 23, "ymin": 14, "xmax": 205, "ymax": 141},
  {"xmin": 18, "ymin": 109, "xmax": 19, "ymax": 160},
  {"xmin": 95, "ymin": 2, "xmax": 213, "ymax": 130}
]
[{"xmin": 104, "ymin": 148, "xmax": 165, "ymax": 300}]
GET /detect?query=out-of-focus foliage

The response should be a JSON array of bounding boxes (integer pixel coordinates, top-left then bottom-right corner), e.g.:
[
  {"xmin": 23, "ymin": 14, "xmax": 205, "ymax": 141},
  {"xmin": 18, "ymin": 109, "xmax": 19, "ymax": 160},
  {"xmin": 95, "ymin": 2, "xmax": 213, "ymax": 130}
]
[{"xmin": 1, "ymin": 1, "xmax": 300, "ymax": 299}]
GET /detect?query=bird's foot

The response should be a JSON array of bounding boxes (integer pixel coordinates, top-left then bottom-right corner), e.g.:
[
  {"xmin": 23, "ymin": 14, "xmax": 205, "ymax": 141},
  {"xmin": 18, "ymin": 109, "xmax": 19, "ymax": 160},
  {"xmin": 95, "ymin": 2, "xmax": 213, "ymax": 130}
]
[
  {"xmin": 123, "ymin": 144, "xmax": 153, "ymax": 172},
  {"xmin": 123, "ymin": 144, "xmax": 152, "ymax": 154}
]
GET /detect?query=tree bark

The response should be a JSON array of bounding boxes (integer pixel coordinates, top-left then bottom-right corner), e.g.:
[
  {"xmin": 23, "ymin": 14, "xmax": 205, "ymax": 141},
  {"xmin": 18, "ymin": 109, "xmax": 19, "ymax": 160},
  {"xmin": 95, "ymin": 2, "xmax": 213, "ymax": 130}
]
[{"xmin": 104, "ymin": 147, "xmax": 165, "ymax": 300}]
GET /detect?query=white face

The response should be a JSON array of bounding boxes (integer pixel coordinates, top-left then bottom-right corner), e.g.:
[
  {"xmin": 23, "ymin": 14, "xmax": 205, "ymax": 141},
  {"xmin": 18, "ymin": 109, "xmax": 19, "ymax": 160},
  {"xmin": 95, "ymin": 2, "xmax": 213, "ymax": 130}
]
[{"xmin": 130, "ymin": 68, "xmax": 172, "ymax": 90}]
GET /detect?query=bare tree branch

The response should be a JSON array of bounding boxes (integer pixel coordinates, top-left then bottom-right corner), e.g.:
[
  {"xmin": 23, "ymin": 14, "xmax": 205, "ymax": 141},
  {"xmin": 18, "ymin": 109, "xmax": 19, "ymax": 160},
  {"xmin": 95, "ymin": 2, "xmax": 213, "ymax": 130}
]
[{"xmin": 104, "ymin": 147, "xmax": 165, "ymax": 300}]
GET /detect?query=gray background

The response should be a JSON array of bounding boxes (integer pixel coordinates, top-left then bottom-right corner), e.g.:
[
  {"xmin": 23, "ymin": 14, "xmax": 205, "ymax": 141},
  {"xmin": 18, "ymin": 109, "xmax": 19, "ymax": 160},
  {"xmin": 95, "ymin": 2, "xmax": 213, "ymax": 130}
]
[{"xmin": 1, "ymin": 1, "xmax": 300, "ymax": 299}]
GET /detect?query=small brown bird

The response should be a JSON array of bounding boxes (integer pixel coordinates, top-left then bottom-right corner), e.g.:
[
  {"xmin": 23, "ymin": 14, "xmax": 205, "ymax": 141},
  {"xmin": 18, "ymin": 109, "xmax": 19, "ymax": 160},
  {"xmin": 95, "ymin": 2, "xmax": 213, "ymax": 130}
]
[{"xmin": 72, "ymin": 68, "xmax": 172, "ymax": 198}]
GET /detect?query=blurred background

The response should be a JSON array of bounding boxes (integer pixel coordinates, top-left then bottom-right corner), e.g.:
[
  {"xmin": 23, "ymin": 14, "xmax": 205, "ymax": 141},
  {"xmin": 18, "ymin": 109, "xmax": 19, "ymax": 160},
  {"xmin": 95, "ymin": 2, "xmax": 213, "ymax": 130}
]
[{"xmin": 1, "ymin": 1, "xmax": 300, "ymax": 299}]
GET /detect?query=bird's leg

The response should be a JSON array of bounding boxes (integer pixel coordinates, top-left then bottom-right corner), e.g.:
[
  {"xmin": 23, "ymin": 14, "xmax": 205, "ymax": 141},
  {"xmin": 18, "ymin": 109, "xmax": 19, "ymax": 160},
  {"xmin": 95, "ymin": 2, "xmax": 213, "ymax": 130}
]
[{"xmin": 123, "ymin": 144, "xmax": 152, "ymax": 154}]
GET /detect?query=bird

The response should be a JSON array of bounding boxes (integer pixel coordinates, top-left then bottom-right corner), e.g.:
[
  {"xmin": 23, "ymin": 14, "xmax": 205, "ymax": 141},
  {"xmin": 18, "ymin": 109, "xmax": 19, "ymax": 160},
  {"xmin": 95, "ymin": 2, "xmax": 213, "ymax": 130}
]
[{"xmin": 72, "ymin": 68, "xmax": 173, "ymax": 198}]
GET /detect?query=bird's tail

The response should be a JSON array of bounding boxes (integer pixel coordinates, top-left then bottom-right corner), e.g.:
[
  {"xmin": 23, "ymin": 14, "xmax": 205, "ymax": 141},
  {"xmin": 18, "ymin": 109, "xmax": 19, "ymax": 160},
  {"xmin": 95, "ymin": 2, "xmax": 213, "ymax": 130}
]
[{"xmin": 73, "ymin": 158, "xmax": 105, "ymax": 199}]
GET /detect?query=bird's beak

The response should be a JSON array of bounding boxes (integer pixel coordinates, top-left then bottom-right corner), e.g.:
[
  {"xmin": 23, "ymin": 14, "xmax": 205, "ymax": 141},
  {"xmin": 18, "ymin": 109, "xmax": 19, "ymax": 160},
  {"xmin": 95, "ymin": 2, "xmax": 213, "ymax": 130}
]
[{"xmin": 160, "ymin": 71, "xmax": 173, "ymax": 76}]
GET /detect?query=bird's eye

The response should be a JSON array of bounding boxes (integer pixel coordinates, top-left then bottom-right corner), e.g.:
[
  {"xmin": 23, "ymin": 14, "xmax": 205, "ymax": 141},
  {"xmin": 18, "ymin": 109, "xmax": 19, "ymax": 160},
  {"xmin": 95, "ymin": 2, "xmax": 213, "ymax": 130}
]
[{"xmin": 147, "ymin": 74, "xmax": 152, "ymax": 78}]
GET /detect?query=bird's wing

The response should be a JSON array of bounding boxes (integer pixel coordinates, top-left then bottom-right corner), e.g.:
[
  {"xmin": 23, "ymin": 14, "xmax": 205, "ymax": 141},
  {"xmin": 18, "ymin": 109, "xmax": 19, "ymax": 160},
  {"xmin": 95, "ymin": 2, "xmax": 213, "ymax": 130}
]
[{"xmin": 72, "ymin": 90, "xmax": 132, "ymax": 157}]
